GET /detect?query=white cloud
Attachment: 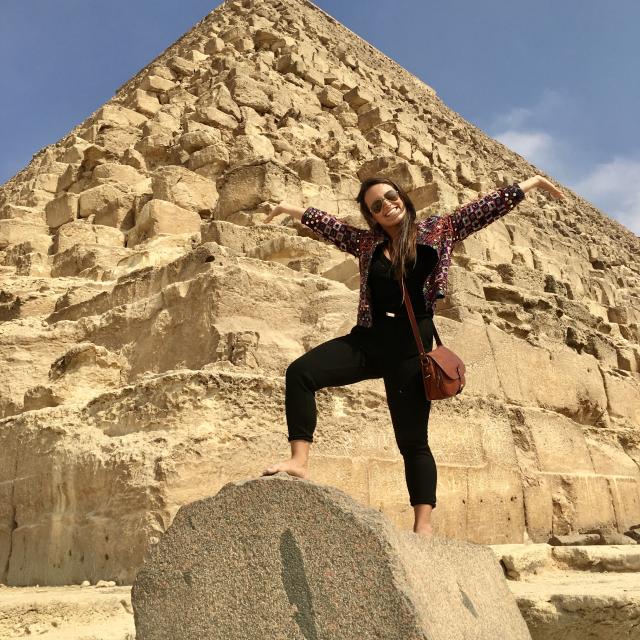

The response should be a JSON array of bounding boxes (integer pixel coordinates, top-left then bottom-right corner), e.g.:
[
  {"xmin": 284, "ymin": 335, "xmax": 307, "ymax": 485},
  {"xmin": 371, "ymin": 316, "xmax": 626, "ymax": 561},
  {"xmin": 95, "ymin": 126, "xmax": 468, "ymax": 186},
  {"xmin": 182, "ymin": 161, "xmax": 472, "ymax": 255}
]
[
  {"xmin": 494, "ymin": 130, "xmax": 556, "ymax": 169},
  {"xmin": 570, "ymin": 158, "xmax": 640, "ymax": 236},
  {"xmin": 489, "ymin": 90, "xmax": 638, "ymax": 236}
]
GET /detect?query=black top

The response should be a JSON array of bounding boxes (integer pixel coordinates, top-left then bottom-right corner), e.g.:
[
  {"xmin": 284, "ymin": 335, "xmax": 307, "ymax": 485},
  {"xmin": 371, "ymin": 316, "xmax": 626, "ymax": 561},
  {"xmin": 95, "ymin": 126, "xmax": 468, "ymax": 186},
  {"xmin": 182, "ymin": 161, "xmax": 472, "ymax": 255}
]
[{"xmin": 369, "ymin": 242, "xmax": 439, "ymax": 317}]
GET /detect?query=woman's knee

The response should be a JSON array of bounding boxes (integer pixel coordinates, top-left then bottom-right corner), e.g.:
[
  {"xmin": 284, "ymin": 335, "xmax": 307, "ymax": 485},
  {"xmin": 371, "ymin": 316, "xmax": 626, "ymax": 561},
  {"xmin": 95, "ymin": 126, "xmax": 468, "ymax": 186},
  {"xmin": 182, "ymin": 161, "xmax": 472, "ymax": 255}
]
[{"xmin": 286, "ymin": 357, "xmax": 315, "ymax": 388}]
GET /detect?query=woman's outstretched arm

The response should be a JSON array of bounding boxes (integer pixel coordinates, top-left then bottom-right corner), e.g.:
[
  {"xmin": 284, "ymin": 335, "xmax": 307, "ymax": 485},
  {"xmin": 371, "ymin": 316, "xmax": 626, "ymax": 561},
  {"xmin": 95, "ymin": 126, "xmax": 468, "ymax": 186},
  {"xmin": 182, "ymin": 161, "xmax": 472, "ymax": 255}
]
[
  {"xmin": 448, "ymin": 175, "xmax": 564, "ymax": 243},
  {"xmin": 265, "ymin": 200, "xmax": 367, "ymax": 257}
]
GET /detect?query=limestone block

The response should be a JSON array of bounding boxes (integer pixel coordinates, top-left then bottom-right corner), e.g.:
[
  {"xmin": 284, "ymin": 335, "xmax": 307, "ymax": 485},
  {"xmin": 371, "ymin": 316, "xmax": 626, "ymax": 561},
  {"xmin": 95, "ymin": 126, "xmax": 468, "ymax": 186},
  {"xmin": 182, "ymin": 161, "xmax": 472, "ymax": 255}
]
[
  {"xmin": 357, "ymin": 156, "xmax": 425, "ymax": 192},
  {"xmin": 131, "ymin": 89, "xmax": 162, "ymax": 117},
  {"xmin": 317, "ymin": 85, "xmax": 343, "ymax": 108},
  {"xmin": 237, "ymin": 105, "xmax": 266, "ymax": 135},
  {"xmin": 226, "ymin": 75, "xmax": 270, "ymax": 113},
  {"xmin": 275, "ymin": 52, "xmax": 306, "ymax": 76},
  {"xmin": 51, "ymin": 243, "xmax": 133, "ymax": 278},
  {"xmin": 102, "ymin": 129, "xmax": 144, "ymax": 160},
  {"xmin": 148, "ymin": 64, "xmax": 176, "ymax": 81},
  {"xmin": 127, "ymin": 199, "xmax": 202, "ymax": 247},
  {"xmin": 602, "ymin": 370, "xmax": 640, "ymax": 424},
  {"xmin": 490, "ymin": 544, "xmax": 552, "ymax": 580},
  {"xmin": 220, "ymin": 26, "xmax": 244, "ymax": 42},
  {"xmin": 53, "ymin": 220, "xmax": 125, "ymax": 254},
  {"xmin": 134, "ymin": 132, "xmax": 174, "ymax": 163},
  {"xmin": 141, "ymin": 75, "xmax": 176, "ymax": 93},
  {"xmin": 552, "ymin": 546, "xmax": 640, "ymax": 571},
  {"xmin": 132, "ymin": 475, "xmax": 531, "ymax": 640},
  {"xmin": 203, "ymin": 83, "xmax": 242, "ymax": 119},
  {"xmin": 91, "ymin": 163, "xmax": 145, "ymax": 188},
  {"xmin": 204, "ymin": 37, "xmax": 224, "ymax": 54},
  {"xmin": 232, "ymin": 38, "xmax": 254, "ymax": 53},
  {"xmin": 356, "ymin": 107, "xmax": 391, "ymax": 133},
  {"xmin": 60, "ymin": 136, "xmax": 91, "ymax": 164},
  {"xmin": 397, "ymin": 137, "xmax": 412, "ymax": 161},
  {"xmin": 32, "ymin": 171, "xmax": 62, "ymax": 193},
  {"xmin": 433, "ymin": 143, "xmax": 458, "ymax": 170},
  {"xmin": 45, "ymin": 193, "xmax": 79, "ymax": 228},
  {"xmin": 292, "ymin": 157, "xmax": 332, "ymax": 187},
  {"xmin": 302, "ymin": 66, "xmax": 325, "ymax": 87},
  {"xmin": 486, "ymin": 324, "xmax": 607, "ymax": 421},
  {"xmin": 187, "ymin": 141, "xmax": 230, "ymax": 178},
  {"xmin": 192, "ymin": 105, "xmax": 238, "ymax": 130},
  {"xmin": 78, "ymin": 184, "xmax": 135, "ymax": 230},
  {"xmin": 166, "ymin": 87, "xmax": 199, "ymax": 110},
  {"xmin": 229, "ymin": 134, "xmax": 275, "ymax": 165},
  {"xmin": 343, "ymin": 86, "xmax": 374, "ymax": 109},
  {"xmin": 407, "ymin": 183, "xmax": 439, "ymax": 211},
  {"xmin": 151, "ymin": 166, "xmax": 218, "ymax": 215},
  {"xmin": 0, "ymin": 203, "xmax": 43, "ymax": 222},
  {"xmin": 0, "ymin": 220, "xmax": 50, "ymax": 250},
  {"xmin": 178, "ymin": 128, "xmax": 221, "ymax": 154},
  {"xmin": 364, "ymin": 127, "xmax": 398, "ymax": 149},
  {"xmin": 94, "ymin": 104, "xmax": 148, "ymax": 127},
  {"xmin": 167, "ymin": 55, "xmax": 196, "ymax": 77},
  {"xmin": 216, "ymin": 161, "xmax": 301, "ymax": 220},
  {"xmin": 183, "ymin": 49, "xmax": 208, "ymax": 63}
]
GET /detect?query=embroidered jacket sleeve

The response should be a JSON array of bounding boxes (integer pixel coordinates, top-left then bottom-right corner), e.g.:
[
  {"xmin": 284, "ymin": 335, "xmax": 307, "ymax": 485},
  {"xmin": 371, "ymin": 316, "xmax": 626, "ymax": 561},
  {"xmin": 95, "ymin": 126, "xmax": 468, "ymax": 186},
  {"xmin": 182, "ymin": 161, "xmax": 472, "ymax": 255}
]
[
  {"xmin": 447, "ymin": 183, "xmax": 525, "ymax": 243},
  {"xmin": 300, "ymin": 206, "xmax": 368, "ymax": 257}
]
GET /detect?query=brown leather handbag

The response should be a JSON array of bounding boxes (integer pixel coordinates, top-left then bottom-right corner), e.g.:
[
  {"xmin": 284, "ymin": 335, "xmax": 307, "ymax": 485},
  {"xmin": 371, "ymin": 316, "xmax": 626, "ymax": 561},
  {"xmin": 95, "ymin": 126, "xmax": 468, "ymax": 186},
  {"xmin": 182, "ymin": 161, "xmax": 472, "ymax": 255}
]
[{"xmin": 401, "ymin": 279, "xmax": 466, "ymax": 400}]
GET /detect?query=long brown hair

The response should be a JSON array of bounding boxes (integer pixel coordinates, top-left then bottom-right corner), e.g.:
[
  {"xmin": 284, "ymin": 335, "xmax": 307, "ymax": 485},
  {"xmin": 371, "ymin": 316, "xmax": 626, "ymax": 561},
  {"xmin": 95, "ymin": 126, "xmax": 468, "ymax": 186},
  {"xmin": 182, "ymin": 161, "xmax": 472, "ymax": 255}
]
[{"xmin": 356, "ymin": 177, "xmax": 418, "ymax": 284}]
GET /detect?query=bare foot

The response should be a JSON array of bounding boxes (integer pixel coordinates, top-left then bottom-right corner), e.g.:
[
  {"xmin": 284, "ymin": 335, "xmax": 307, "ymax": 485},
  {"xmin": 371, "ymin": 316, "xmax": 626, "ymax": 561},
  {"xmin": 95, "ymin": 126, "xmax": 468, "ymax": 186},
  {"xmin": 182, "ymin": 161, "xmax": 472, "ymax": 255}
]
[{"xmin": 262, "ymin": 458, "xmax": 310, "ymax": 480}]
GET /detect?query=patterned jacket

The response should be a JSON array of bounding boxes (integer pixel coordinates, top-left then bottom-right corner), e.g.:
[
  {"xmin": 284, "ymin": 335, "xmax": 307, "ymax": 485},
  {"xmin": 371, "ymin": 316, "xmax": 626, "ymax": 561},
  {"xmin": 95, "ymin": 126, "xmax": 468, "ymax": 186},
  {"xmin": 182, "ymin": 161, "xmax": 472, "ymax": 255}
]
[{"xmin": 301, "ymin": 183, "xmax": 526, "ymax": 327}]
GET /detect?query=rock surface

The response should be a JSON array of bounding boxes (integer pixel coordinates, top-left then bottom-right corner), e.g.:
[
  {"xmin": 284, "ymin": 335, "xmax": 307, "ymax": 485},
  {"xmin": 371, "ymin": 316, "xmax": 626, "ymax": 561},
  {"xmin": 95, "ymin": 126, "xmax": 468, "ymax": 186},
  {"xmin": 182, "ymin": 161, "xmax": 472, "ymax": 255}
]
[
  {"xmin": 0, "ymin": 0, "xmax": 638, "ymax": 592},
  {"xmin": 132, "ymin": 474, "xmax": 532, "ymax": 640},
  {"xmin": 491, "ymin": 544, "xmax": 640, "ymax": 639}
]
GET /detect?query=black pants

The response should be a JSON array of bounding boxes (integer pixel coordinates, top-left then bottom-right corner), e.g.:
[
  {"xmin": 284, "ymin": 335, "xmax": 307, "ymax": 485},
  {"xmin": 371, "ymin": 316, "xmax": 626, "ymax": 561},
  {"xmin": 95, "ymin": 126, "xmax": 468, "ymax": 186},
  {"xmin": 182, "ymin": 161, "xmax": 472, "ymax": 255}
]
[{"xmin": 285, "ymin": 313, "xmax": 437, "ymax": 508}]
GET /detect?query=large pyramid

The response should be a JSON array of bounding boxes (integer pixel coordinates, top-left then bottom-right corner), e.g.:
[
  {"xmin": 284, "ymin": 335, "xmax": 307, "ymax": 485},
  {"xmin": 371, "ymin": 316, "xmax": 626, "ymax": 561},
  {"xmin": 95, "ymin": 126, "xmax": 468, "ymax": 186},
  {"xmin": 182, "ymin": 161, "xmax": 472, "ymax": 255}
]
[{"xmin": 0, "ymin": 0, "xmax": 638, "ymax": 586}]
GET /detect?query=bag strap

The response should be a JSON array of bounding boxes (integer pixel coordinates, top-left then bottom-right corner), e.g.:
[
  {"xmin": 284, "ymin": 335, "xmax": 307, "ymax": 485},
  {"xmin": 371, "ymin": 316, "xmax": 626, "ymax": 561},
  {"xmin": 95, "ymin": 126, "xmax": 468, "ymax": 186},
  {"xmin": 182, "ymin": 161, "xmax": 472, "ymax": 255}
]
[{"xmin": 401, "ymin": 279, "xmax": 443, "ymax": 354}]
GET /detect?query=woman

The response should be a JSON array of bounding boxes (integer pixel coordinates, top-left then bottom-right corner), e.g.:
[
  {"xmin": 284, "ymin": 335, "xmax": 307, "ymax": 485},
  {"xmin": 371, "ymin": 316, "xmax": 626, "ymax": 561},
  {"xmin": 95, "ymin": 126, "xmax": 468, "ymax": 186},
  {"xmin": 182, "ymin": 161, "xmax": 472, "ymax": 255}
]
[{"xmin": 261, "ymin": 174, "xmax": 564, "ymax": 535}]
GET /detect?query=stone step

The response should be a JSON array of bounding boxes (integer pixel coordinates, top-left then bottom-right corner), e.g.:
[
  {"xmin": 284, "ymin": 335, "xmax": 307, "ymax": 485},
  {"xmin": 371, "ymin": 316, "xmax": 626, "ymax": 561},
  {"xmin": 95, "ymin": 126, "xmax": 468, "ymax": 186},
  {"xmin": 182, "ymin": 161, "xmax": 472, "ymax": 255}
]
[
  {"xmin": 490, "ymin": 543, "xmax": 640, "ymax": 579},
  {"xmin": 506, "ymin": 571, "xmax": 640, "ymax": 640}
]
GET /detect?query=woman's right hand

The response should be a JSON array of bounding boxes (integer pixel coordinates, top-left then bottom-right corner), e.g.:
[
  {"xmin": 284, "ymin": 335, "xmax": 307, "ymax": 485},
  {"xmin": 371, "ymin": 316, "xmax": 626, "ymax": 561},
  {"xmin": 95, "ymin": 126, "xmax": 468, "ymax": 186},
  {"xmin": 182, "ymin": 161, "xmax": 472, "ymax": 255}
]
[{"xmin": 264, "ymin": 201, "xmax": 305, "ymax": 223}]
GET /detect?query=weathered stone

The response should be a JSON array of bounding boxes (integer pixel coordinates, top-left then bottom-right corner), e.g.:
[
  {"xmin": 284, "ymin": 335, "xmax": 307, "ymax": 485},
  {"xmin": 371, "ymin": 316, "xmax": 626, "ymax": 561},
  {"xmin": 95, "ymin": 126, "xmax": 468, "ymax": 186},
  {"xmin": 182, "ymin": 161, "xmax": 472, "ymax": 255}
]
[
  {"xmin": 226, "ymin": 75, "xmax": 270, "ymax": 113},
  {"xmin": 167, "ymin": 55, "xmax": 196, "ymax": 77},
  {"xmin": 358, "ymin": 106, "xmax": 392, "ymax": 132},
  {"xmin": 192, "ymin": 105, "xmax": 239, "ymax": 130},
  {"xmin": 127, "ymin": 200, "xmax": 202, "ymax": 247},
  {"xmin": 91, "ymin": 163, "xmax": 145, "ymax": 188},
  {"xmin": 216, "ymin": 161, "xmax": 301, "ymax": 219},
  {"xmin": 357, "ymin": 156, "xmax": 425, "ymax": 191},
  {"xmin": 141, "ymin": 75, "xmax": 176, "ymax": 93},
  {"xmin": 343, "ymin": 85, "xmax": 374, "ymax": 109},
  {"xmin": 0, "ymin": 220, "xmax": 50, "ymax": 249},
  {"xmin": 204, "ymin": 37, "xmax": 224, "ymax": 55},
  {"xmin": 178, "ymin": 129, "xmax": 221, "ymax": 154},
  {"xmin": 151, "ymin": 166, "xmax": 218, "ymax": 215},
  {"xmin": 93, "ymin": 104, "xmax": 148, "ymax": 127},
  {"xmin": 293, "ymin": 156, "xmax": 332, "ymax": 186},
  {"xmin": 229, "ymin": 134, "xmax": 275, "ymax": 165},
  {"xmin": 317, "ymin": 85, "xmax": 343, "ymax": 108},
  {"xmin": 53, "ymin": 220, "xmax": 125, "ymax": 253},
  {"xmin": 203, "ymin": 83, "xmax": 242, "ymax": 119},
  {"xmin": 132, "ymin": 475, "xmax": 531, "ymax": 640},
  {"xmin": 187, "ymin": 141, "xmax": 230, "ymax": 178},
  {"xmin": 78, "ymin": 184, "xmax": 135, "ymax": 229},
  {"xmin": 131, "ymin": 89, "xmax": 162, "ymax": 117},
  {"xmin": 45, "ymin": 193, "xmax": 79, "ymax": 228}
]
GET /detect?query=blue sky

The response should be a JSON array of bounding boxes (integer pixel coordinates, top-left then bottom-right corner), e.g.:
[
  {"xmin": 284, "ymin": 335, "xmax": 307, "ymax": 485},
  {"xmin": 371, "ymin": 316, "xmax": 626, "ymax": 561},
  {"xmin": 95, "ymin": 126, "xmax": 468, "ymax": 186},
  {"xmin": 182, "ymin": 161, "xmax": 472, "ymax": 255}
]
[{"xmin": 1, "ymin": 0, "xmax": 638, "ymax": 235}]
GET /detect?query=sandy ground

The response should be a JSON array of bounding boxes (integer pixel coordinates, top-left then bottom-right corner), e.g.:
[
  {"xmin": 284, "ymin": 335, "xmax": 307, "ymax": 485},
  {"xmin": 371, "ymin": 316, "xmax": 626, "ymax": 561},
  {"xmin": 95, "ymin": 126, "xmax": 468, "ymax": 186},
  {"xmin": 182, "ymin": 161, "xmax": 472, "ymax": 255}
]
[
  {"xmin": 1, "ymin": 572, "xmax": 639, "ymax": 639},
  {"xmin": 0, "ymin": 585, "xmax": 134, "ymax": 640}
]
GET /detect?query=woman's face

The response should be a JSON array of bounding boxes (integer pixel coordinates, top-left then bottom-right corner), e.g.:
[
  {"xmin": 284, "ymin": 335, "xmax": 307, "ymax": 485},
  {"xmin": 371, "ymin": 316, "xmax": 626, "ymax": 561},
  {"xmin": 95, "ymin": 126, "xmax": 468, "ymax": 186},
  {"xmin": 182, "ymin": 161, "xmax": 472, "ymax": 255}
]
[{"xmin": 364, "ymin": 183, "xmax": 407, "ymax": 233}]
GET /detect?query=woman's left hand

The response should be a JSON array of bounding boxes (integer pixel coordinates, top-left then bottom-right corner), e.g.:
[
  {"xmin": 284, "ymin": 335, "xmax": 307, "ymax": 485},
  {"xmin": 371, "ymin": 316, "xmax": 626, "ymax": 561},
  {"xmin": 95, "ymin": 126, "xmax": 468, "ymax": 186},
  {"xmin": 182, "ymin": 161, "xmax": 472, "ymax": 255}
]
[{"xmin": 519, "ymin": 175, "xmax": 565, "ymax": 199}]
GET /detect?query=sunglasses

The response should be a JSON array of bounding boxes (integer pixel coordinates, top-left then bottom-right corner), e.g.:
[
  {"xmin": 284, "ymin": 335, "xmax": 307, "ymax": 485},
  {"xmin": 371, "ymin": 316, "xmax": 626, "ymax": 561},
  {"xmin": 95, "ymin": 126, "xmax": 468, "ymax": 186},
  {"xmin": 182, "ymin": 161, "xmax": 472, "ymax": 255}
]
[{"xmin": 369, "ymin": 189, "xmax": 401, "ymax": 215}]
